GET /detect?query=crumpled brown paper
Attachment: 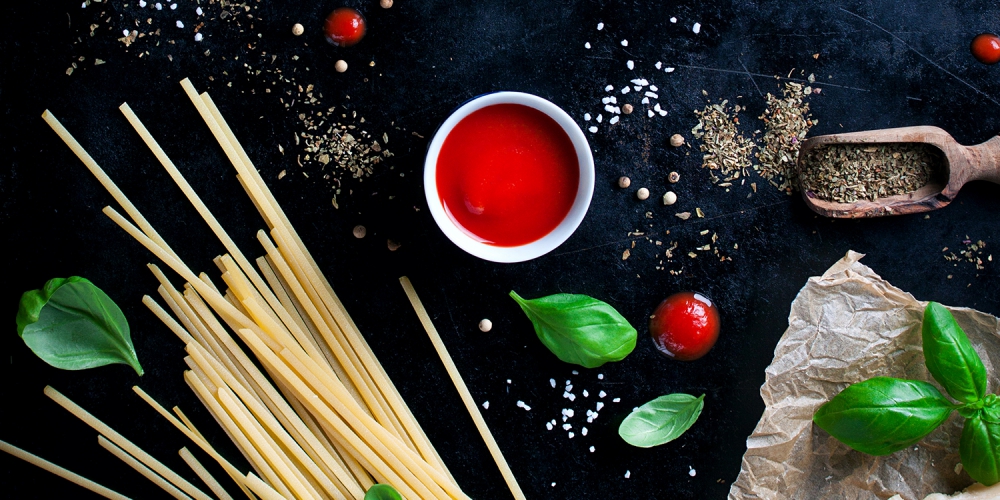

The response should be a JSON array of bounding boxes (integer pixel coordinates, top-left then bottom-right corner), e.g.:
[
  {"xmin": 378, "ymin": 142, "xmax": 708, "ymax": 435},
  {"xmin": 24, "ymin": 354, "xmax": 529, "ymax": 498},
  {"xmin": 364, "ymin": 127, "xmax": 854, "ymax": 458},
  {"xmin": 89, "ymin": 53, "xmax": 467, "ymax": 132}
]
[{"xmin": 729, "ymin": 251, "xmax": 1000, "ymax": 500}]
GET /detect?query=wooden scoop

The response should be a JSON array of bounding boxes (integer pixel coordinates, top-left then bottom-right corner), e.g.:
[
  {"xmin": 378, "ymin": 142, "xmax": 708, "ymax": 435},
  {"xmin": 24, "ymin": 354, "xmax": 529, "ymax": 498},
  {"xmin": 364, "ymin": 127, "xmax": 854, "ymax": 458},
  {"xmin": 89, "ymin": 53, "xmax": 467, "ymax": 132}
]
[{"xmin": 797, "ymin": 126, "xmax": 1000, "ymax": 218}]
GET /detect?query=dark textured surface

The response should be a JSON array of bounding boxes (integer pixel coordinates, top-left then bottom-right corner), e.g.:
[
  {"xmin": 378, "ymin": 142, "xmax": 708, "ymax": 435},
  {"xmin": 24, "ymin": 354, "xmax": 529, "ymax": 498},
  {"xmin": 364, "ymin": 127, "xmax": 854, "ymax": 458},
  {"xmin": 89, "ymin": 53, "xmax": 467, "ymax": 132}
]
[{"xmin": 2, "ymin": 0, "xmax": 1000, "ymax": 498}]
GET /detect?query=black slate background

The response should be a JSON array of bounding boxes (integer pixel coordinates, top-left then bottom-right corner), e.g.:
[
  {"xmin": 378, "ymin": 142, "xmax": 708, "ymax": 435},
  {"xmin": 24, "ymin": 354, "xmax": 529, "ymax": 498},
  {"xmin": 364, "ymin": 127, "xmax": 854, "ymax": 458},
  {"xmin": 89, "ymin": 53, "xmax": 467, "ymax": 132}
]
[{"xmin": 3, "ymin": 0, "xmax": 1000, "ymax": 498}]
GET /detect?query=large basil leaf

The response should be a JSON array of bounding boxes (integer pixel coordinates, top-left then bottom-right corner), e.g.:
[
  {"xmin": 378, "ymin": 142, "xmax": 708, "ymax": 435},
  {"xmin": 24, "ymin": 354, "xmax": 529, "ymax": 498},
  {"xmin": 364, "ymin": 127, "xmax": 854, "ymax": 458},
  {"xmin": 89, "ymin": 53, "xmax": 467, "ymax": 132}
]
[
  {"xmin": 364, "ymin": 484, "xmax": 402, "ymax": 500},
  {"xmin": 509, "ymin": 291, "xmax": 636, "ymax": 368},
  {"xmin": 813, "ymin": 377, "xmax": 953, "ymax": 455},
  {"xmin": 960, "ymin": 411, "xmax": 1000, "ymax": 486},
  {"xmin": 16, "ymin": 277, "xmax": 143, "ymax": 375},
  {"xmin": 922, "ymin": 302, "xmax": 987, "ymax": 403},
  {"xmin": 619, "ymin": 393, "xmax": 704, "ymax": 448}
]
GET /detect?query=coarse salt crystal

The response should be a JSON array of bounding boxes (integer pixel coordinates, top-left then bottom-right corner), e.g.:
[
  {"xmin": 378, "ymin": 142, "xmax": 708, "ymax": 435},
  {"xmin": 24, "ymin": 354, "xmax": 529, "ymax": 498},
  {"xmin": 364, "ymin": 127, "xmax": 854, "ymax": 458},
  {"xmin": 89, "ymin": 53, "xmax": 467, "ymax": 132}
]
[
  {"xmin": 665, "ymin": 67, "xmax": 676, "ymax": 73},
  {"xmin": 568, "ymin": 432, "xmax": 575, "ymax": 438},
  {"xmin": 550, "ymin": 378, "xmax": 557, "ymax": 387},
  {"xmin": 572, "ymin": 370, "xmax": 579, "ymax": 375},
  {"xmin": 546, "ymin": 422, "xmax": 553, "ymax": 430},
  {"xmin": 613, "ymin": 397, "xmax": 621, "ymax": 403},
  {"xmin": 599, "ymin": 390, "xmax": 607, "ymax": 398},
  {"xmin": 589, "ymin": 446, "xmax": 596, "ymax": 452},
  {"xmin": 648, "ymin": 110, "xmax": 654, "ymax": 117},
  {"xmin": 155, "ymin": 2, "xmax": 162, "ymax": 9},
  {"xmin": 123, "ymin": 29, "xmax": 130, "ymax": 36},
  {"xmin": 551, "ymin": 419, "xmax": 557, "ymax": 425},
  {"xmin": 621, "ymin": 87, "xmax": 630, "ymax": 94},
  {"xmin": 641, "ymin": 97, "xmax": 650, "ymax": 104},
  {"xmin": 627, "ymin": 60, "xmax": 634, "ymax": 70},
  {"xmin": 598, "ymin": 374, "xmax": 604, "ymax": 380},
  {"xmin": 604, "ymin": 104, "xmax": 616, "ymax": 113},
  {"xmin": 82, "ymin": 2, "xmax": 87, "ymax": 8},
  {"xmin": 633, "ymin": 407, "xmax": 640, "ymax": 412},
  {"xmin": 605, "ymin": 85, "xmax": 614, "ymax": 92},
  {"xmin": 170, "ymin": 3, "xmax": 177, "ymax": 10},
  {"xmin": 654, "ymin": 103, "xmax": 662, "ymax": 112},
  {"xmin": 588, "ymin": 126, "xmax": 598, "ymax": 133},
  {"xmin": 602, "ymin": 97, "xmax": 611, "ymax": 104},
  {"xmin": 689, "ymin": 467, "xmax": 696, "ymax": 477},
  {"xmin": 482, "ymin": 401, "xmax": 489, "ymax": 409},
  {"xmin": 597, "ymin": 22, "xmax": 604, "ymax": 30},
  {"xmin": 620, "ymin": 39, "xmax": 628, "ymax": 46},
  {"xmin": 551, "ymin": 482, "xmax": 556, "ymax": 487},
  {"xmin": 176, "ymin": 20, "xmax": 185, "ymax": 28},
  {"xmin": 609, "ymin": 116, "xmax": 620, "ymax": 125},
  {"xmin": 138, "ymin": 0, "xmax": 146, "ymax": 6},
  {"xmin": 507, "ymin": 379, "xmax": 512, "ymax": 384},
  {"xmin": 625, "ymin": 470, "xmax": 631, "ymax": 479},
  {"xmin": 583, "ymin": 390, "xmax": 590, "ymax": 397},
  {"xmin": 609, "ymin": 96, "xmax": 617, "ymax": 104},
  {"xmin": 565, "ymin": 409, "xmax": 575, "ymax": 418},
  {"xmin": 566, "ymin": 380, "xmax": 571, "ymax": 386},
  {"xmin": 562, "ymin": 415, "xmax": 568, "ymax": 422},
  {"xmin": 582, "ymin": 427, "xmax": 588, "ymax": 436},
  {"xmin": 596, "ymin": 115, "xmax": 602, "ymax": 123},
  {"xmin": 655, "ymin": 61, "xmax": 663, "ymax": 69},
  {"xmin": 650, "ymin": 85, "xmax": 658, "ymax": 91},
  {"xmin": 563, "ymin": 424, "xmax": 572, "ymax": 430},
  {"xmin": 194, "ymin": 33, "xmax": 203, "ymax": 41},
  {"xmin": 584, "ymin": 42, "xmax": 591, "ymax": 49},
  {"xmin": 516, "ymin": 401, "xmax": 524, "ymax": 407},
  {"xmin": 645, "ymin": 91, "xmax": 659, "ymax": 98},
  {"xmin": 596, "ymin": 402, "xmax": 605, "ymax": 411},
  {"xmin": 633, "ymin": 86, "xmax": 642, "ymax": 91},
  {"xmin": 670, "ymin": 17, "xmax": 677, "ymax": 23},
  {"xmin": 658, "ymin": 109, "xmax": 668, "ymax": 116},
  {"xmin": 693, "ymin": 23, "xmax": 701, "ymax": 34},
  {"xmin": 196, "ymin": 6, "xmax": 203, "ymax": 15},
  {"xmin": 568, "ymin": 394, "xmax": 577, "ymax": 401}
]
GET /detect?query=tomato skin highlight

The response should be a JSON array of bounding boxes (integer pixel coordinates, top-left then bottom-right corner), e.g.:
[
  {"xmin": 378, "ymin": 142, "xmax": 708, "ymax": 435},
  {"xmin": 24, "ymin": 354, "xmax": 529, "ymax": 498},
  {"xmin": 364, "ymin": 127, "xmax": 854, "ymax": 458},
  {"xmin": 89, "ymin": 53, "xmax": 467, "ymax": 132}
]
[
  {"xmin": 649, "ymin": 292, "xmax": 720, "ymax": 361},
  {"xmin": 971, "ymin": 33, "xmax": 1000, "ymax": 65},
  {"xmin": 324, "ymin": 8, "xmax": 366, "ymax": 47}
]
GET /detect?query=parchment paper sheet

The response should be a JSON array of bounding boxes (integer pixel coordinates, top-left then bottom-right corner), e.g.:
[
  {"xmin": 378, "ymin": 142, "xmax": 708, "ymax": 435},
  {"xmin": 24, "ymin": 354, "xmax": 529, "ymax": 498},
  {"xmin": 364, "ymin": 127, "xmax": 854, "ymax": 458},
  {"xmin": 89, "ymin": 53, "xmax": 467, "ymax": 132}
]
[{"xmin": 729, "ymin": 251, "xmax": 1000, "ymax": 500}]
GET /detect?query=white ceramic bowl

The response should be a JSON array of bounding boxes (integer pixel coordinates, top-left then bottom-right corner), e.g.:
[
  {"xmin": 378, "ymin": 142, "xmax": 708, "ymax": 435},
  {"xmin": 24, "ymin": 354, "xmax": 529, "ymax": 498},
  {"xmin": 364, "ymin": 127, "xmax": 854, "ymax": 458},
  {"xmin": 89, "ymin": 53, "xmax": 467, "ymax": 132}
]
[{"xmin": 423, "ymin": 92, "xmax": 595, "ymax": 263}]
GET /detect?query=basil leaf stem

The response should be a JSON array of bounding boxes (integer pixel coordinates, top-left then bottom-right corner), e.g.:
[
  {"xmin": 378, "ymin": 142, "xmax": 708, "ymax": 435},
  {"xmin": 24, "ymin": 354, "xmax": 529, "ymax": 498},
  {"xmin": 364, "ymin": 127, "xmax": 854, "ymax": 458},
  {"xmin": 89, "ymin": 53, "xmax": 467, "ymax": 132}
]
[
  {"xmin": 509, "ymin": 291, "xmax": 636, "ymax": 368},
  {"xmin": 922, "ymin": 302, "xmax": 987, "ymax": 403},
  {"xmin": 364, "ymin": 484, "xmax": 402, "ymax": 500},
  {"xmin": 813, "ymin": 377, "xmax": 954, "ymax": 455},
  {"xmin": 619, "ymin": 393, "xmax": 705, "ymax": 448},
  {"xmin": 961, "ymin": 412, "xmax": 1000, "ymax": 486},
  {"xmin": 16, "ymin": 277, "xmax": 143, "ymax": 376}
]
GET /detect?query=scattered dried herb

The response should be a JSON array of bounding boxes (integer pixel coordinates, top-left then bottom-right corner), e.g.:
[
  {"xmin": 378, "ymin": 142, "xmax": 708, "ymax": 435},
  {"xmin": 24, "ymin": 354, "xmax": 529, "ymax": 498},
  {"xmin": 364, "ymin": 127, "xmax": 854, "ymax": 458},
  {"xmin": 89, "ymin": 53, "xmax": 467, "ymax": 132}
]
[
  {"xmin": 943, "ymin": 238, "xmax": 990, "ymax": 271},
  {"xmin": 691, "ymin": 98, "xmax": 755, "ymax": 183},
  {"xmin": 799, "ymin": 143, "xmax": 942, "ymax": 203},
  {"xmin": 756, "ymin": 82, "xmax": 816, "ymax": 194}
]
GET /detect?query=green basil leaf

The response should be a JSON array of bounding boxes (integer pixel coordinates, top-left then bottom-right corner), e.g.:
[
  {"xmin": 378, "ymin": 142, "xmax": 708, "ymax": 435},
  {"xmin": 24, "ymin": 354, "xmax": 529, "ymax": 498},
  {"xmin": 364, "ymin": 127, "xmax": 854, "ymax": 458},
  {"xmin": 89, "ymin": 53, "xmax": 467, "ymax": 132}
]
[
  {"xmin": 619, "ymin": 393, "xmax": 705, "ymax": 448},
  {"xmin": 509, "ymin": 291, "xmax": 636, "ymax": 368},
  {"xmin": 813, "ymin": 377, "xmax": 953, "ymax": 455},
  {"xmin": 16, "ymin": 277, "xmax": 143, "ymax": 376},
  {"xmin": 961, "ymin": 411, "xmax": 1000, "ymax": 486},
  {"xmin": 364, "ymin": 484, "xmax": 402, "ymax": 500},
  {"xmin": 922, "ymin": 302, "xmax": 987, "ymax": 403}
]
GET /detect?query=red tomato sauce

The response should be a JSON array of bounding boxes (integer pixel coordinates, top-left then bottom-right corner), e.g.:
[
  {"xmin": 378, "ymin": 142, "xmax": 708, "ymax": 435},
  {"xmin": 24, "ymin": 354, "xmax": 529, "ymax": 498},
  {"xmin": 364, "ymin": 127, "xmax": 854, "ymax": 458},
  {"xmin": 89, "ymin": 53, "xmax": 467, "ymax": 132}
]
[{"xmin": 435, "ymin": 103, "xmax": 579, "ymax": 247}]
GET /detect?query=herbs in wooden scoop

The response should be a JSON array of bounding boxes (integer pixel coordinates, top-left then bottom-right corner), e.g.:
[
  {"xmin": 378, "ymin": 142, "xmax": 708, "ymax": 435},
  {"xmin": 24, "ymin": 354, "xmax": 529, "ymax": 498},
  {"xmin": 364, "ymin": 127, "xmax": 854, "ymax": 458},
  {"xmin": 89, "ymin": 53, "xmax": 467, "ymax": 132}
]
[
  {"xmin": 619, "ymin": 393, "xmax": 705, "ymax": 448},
  {"xmin": 509, "ymin": 291, "xmax": 636, "ymax": 368},
  {"xmin": 364, "ymin": 484, "xmax": 401, "ymax": 500},
  {"xmin": 16, "ymin": 277, "xmax": 143, "ymax": 376},
  {"xmin": 813, "ymin": 302, "xmax": 1000, "ymax": 485}
]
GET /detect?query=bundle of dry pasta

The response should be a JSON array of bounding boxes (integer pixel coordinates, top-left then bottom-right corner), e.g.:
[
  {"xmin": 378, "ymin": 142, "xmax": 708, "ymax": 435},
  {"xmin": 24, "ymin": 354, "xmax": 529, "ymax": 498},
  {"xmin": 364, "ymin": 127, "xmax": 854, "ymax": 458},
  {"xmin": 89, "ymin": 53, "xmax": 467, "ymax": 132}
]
[{"xmin": 41, "ymin": 78, "xmax": 467, "ymax": 500}]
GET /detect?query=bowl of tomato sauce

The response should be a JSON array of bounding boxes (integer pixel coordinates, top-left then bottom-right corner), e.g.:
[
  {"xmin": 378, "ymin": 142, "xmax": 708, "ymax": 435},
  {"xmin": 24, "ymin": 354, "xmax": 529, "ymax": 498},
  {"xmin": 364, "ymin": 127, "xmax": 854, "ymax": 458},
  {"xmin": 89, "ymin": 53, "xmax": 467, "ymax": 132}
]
[{"xmin": 424, "ymin": 92, "xmax": 595, "ymax": 263}]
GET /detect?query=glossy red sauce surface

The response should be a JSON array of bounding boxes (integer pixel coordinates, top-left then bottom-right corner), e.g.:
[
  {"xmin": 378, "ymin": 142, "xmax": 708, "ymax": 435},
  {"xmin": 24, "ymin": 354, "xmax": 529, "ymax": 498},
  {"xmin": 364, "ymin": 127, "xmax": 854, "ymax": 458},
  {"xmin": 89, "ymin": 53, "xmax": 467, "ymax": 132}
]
[{"xmin": 436, "ymin": 103, "xmax": 579, "ymax": 247}]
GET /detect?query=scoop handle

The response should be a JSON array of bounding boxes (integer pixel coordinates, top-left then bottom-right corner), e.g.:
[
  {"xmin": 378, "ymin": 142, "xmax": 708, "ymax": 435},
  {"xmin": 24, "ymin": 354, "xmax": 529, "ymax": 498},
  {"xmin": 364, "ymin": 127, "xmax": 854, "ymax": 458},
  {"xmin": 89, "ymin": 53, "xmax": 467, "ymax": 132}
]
[{"xmin": 966, "ymin": 135, "xmax": 1000, "ymax": 184}]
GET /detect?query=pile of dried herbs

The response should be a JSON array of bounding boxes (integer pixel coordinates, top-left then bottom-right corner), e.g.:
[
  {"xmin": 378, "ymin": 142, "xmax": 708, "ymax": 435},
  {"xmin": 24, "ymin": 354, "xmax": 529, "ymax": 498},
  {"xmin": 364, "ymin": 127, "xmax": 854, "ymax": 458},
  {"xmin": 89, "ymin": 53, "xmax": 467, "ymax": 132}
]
[
  {"xmin": 756, "ymin": 82, "xmax": 816, "ymax": 194},
  {"xmin": 691, "ymin": 97, "xmax": 755, "ymax": 186},
  {"xmin": 798, "ymin": 143, "xmax": 941, "ymax": 203}
]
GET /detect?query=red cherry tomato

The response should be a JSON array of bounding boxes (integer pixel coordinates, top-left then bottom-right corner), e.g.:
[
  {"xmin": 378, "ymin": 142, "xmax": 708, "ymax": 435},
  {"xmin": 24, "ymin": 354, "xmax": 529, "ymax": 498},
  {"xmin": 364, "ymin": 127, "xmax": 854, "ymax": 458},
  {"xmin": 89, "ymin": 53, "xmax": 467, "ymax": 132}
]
[
  {"xmin": 971, "ymin": 33, "xmax": 1000, "ymax": 65},
  {"xmin": 324, "ymin": 8, "xmax": 366, "ymax": 47},
  {"xmin": 649, "ymin": 292, "xmax": 720, "ymax": 361}
]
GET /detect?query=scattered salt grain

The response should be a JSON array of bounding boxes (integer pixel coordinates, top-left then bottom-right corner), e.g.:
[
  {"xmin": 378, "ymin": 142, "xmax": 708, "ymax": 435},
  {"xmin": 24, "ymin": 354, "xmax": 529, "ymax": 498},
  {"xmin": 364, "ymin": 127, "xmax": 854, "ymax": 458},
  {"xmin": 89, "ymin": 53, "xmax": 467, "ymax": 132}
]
[
  {"xmin": 627, "ymin": 60, "xmax": 634, "ymax": 70},
  {"xmin": 585, "ymin": 42, "xmax": 591, "ymax": 49},
  {"xmin": 648, "ymin": 110, "xmax": 655, "ymax": 118},
  {"xmin": 589, "ymin": 446, "xmax": 596, "ymax": 453},
  {"xmin": 572, "ymin": 370, "xmax": 579, "ymax": 375},
  {"xmin": 584, "ymin": 113, "xmax": 591, "ymax": 121},
  {"xmin": 550, "ymin": 378, "xmax": 557, "ymax": 388},
  {"xmin": 566, "ymin": 384, "xmax": 574, "ymax": 392},
  {"xmin": 613, "ymin": 397, "xmax": 621, "ymax": 403},
  {"xmin": 568, "ymin": 432, "xmax": 575, "ymax": 438},
  {"xmin": 655, "ymin": 61, "xmax": 663, "ymax": 69},
  {"xmin": 598, "ymin": 374, "xmax": 604, "ymax": 380},
  {"xmin": 482, "ymin": 401, "xmax": 489, "ymax": 409},
  {"xmin": 621, "ymin": 87, "xmax": 630, "ymax": 94},
  {"xmin": 689, "ymin": 467, "xmax": 697, "ymax": 477},
  {"xmin": 546, "ymin": 422, "xmax": 553, "ymax": 430},
  {"xmin": 631, "ymin": 78, "xmax": 649, "ymax": 86},
  {"xmin": 609, "ymin": 116, "xmax": 619, "ymax": 124},
  {"xmin": 123, "ymin": 29, "xmax": 130, "ymax": 36},
  {"xmin": 604, "ymin": 105, "xmax": 616, "ymax": 113},
  {"xmin": 551, "ymin": 482, "xmax": 556, "ymax": 487},
  {"xmin": 516, "ymin": 401, "xmax": 531, "ymax": 411},
  {"xmin": 602, "ymin": 97, "xmax": 611, "ymax": 104},
  {"xmin": 81, "ymin": 2, "xmax": 87, "ymax": 8},
  {"xmin": 596, "ymin": 402, "xmax": 604, "ymax": 411},
  {"xmin": 588, "ymin": 126, "xmax": 598, "ymax": 133},
  {"xmin": 597, "ymin": 22, "xmax": 604, "ymax": 30},
  {"xmin": 507, "ymin": 379, "xmax": 512, "ymax": 384},
  {"xmin": 650, "ymin": 85, "xmax": 658, "ymax": 91},
  {"xmin": 605, "ymin": 84, "xmax": 614, "ymax": 92},
  {"xmin": 176, "ymin": 20, "xmax": 185, "ymax": 28},
  {"xmin": 138, "ymin": 0, "xmax": 146, "ymax": 6},
  {"xmin": 155, "ymin": 2, "xmax": 162, "ymax": 10},
  {"xmin": 658, "ymin": 109, "xmax": 668, "ymax": 117},
  {"xmin": 564, "ymin": 409, "xmax": 575, "ymax": 418},
  {"xmin": 609, "ymin": 96, "xmax": 617, "ymax": 104},
  {"xmin": 654, "ymin": 103, "xmax": 662, "ymax": 112},
  {"xmin": 620, "ymin": 39, "xmax": 628, "ymax": 47},
  {"xmin": 582, "ymin": 427, "xmax": 588, "ymax": 436},
  {"xmin": 170, "ymin": 3, "xmax": 177, "ymax": 10},
  {"xmin": 596, "ymin": 115, "xmax": 602, "ymax": 123},
  {"xmin": 625, "ymin": 470, "xmax": 631, "ymax": 479},
  {"xmin": 665, "ymin": 67, "xmax": 676, "ymax": 73},
  {"xmin": 670, "ymin": 17, "xmax": 677, "ymax": 23},
  {"xmin": 633, "ymin": 86, "xmax": 642, "ymax": 91},
  {"xmin": 196, "ymin": 6, "xmax": 203, "ymax": 15},
  {"xmin": 562, "ymin": 424, "xmax": 572, "ymax": 430},
  {"xmin": 599, "ymin": 390, "xmax": 607, "ymax": 398},
  {"xmin": 568, "ymin": 394, "xmax": 577, "ymax": 402},
  {"xmin": 641, "ymin": 97, "xmax": 650, "ymax": 104},
  {"xmin": 692, "ymin": 23, "xmax": 701, "ymax": 34},
  {"xmin": 645, "ymin": 91, "xmax": 658, "ymax": 98},
  {"xmin": 583, "ymin": 390, "xmax": 590, "ymax": 397},
  {"xmin": 194, "ymin": 33, "xmax": 203, "ymax": 42}
]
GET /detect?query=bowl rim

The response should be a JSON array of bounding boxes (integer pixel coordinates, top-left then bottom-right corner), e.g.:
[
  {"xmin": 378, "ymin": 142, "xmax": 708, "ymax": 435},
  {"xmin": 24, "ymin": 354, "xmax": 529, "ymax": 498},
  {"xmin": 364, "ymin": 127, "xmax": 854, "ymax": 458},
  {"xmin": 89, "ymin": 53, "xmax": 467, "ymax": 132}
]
[{"xmin": 423, "ymin": 91, "xmax": 595, "ymax": 263}]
